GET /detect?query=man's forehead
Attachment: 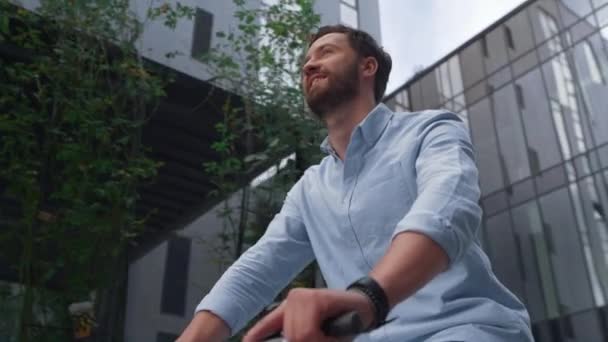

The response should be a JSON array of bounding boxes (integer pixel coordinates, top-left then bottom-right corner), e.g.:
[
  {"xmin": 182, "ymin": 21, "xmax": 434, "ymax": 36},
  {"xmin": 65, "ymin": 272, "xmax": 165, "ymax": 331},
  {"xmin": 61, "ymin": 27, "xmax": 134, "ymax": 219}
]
[{"xmin": 308, "ymin": 32, "xmax": 349, "ymax": 52}]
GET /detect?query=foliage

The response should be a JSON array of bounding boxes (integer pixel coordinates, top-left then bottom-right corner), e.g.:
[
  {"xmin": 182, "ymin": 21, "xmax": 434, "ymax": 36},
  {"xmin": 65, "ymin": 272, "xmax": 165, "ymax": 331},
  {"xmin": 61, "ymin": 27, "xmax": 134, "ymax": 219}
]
[
  {"xmin": 0, "ymin": 0, "xmax": 192, "ymax": 340},
  {"xmin": 199, "ymin": 0, "xmax": 326, "ymax": 338}
]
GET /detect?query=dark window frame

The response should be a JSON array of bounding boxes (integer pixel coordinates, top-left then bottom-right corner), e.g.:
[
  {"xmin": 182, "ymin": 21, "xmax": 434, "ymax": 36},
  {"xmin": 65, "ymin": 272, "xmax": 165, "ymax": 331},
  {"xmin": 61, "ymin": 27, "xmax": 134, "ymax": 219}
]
[
  {"xmin": 160, "ymin": 236, "xmax": 192, "ymax": 316},
  {"xmin": 504, "ymin": 25, "xmax": 515, "ymax": 50},
  {"xmin": 191, "ymin": 8, "xmax": 214, "ymax": 60}
]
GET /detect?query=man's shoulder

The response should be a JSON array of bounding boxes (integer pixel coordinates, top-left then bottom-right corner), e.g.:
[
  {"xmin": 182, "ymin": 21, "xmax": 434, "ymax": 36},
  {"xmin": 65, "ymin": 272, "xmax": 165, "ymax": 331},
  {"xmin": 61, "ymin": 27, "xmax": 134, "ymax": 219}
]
[
  {"xmin": 390, "ymin": 108, "xmax": 465, "ymax": 136},
  {"xmin": 391, "ymin": 108, "xmax": 462, "ymax": 125}
]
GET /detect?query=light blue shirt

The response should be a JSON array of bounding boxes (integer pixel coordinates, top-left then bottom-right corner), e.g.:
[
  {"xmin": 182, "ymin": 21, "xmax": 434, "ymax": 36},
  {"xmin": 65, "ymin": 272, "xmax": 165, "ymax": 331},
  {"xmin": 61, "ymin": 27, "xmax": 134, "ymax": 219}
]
[{"xmin": 196, "ymin": 104, "xmax": 533, "ymax": 341}]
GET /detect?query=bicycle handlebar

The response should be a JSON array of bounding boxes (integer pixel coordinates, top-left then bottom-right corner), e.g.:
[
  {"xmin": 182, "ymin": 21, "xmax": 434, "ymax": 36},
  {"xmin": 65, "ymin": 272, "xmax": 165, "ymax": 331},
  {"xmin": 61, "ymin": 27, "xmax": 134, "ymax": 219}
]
[{"xmin": 262, "ymin": 310, "xmax": 364, "ymax": 342}]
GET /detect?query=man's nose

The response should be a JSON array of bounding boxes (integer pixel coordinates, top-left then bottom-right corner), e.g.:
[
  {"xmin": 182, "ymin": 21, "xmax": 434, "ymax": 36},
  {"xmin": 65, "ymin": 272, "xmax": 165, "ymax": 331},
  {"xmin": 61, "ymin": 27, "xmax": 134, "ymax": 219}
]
[{"xmin": 302, "ymin": 59, "xmax": 320, "ymax": 77}]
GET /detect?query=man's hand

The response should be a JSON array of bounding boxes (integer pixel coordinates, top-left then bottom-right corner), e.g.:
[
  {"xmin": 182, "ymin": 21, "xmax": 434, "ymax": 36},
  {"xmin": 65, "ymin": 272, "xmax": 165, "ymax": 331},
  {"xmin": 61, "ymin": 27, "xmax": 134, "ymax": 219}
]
[{"xmin": 243, "ymin": 288, "xmax": 374, "ymax": 342}]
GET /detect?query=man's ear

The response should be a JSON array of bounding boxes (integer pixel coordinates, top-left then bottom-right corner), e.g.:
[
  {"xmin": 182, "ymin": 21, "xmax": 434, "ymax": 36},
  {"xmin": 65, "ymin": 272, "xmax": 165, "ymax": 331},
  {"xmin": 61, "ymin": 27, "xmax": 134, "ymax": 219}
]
[{"xmin": 361, "ymin": 57, "xmax": 378, "ymax": 79}]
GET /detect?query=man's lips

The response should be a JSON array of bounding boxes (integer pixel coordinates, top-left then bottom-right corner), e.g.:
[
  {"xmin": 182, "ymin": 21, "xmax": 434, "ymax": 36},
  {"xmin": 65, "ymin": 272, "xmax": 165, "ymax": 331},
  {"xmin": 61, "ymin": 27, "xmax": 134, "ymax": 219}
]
[{"xmin": 307, "ymin": 74, "xmax": 326, "ymax": 90}]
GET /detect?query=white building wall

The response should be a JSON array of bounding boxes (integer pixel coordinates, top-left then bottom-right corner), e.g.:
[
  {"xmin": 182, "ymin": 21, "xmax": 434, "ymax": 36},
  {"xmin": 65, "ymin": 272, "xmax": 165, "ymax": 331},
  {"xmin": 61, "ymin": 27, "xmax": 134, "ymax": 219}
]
[
  {"xmin": 124, "ymin": 191, "xmax": 243, "ymax": 341},
  {"xmin": 129, "ymin": 0, "xmax": 263, "ymax": 84}
]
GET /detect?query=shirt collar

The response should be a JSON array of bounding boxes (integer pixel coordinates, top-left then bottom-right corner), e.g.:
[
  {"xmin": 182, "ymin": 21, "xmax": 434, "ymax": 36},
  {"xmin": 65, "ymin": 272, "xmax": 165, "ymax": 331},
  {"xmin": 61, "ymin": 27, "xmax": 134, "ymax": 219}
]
[{"xmin": 320, "ymin": 103, "xmax": 394, "ymax": 157}]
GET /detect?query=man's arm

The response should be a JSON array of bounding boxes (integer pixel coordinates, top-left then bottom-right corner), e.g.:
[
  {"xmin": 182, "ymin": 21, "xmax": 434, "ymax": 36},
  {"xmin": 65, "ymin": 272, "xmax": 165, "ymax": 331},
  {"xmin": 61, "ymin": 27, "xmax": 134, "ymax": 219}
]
[
  {"xmin": 370, "ymin": 232, "xmax": 448, "ymax": 308},
  {"xmin": 372, "ymin": 112, "xmax": 482, "ymax": 310},
  {"xmin": 178, "ymin": 177, "xmax": 315, "ymax": 341},
  {"xmin": 177, "ymin": 311, "xmax": 230, "ymax": 342}
]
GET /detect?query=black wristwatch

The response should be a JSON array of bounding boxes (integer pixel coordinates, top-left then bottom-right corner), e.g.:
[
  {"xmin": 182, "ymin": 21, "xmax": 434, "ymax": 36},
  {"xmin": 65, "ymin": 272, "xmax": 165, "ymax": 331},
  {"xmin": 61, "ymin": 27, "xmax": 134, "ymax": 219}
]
[{"xmin": 346, "ymin": 276, "xmax": 393, "ymax": 331}]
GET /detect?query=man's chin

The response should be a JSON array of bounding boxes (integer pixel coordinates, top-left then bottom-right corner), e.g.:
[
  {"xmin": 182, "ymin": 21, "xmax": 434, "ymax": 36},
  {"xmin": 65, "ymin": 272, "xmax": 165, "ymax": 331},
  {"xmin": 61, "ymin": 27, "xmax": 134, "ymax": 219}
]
[{"xmin": 306, "ymin": 96, "xmax": 338, "ymax": 120}]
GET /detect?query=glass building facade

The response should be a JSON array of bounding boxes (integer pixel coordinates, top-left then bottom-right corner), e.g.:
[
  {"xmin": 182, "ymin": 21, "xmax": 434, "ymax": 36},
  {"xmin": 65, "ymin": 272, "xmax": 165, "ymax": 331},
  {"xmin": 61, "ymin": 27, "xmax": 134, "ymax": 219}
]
[{"xmin": 384, "ymin": 0, "xmax": 608, "ymax": 340}]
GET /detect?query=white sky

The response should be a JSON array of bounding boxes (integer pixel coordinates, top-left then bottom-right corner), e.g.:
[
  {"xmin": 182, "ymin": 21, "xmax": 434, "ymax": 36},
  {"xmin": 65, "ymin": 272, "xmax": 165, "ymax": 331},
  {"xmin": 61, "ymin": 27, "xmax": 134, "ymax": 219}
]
[{"xmin": 380, "ymin": 0, "xmax": 528, "ymax": 94}]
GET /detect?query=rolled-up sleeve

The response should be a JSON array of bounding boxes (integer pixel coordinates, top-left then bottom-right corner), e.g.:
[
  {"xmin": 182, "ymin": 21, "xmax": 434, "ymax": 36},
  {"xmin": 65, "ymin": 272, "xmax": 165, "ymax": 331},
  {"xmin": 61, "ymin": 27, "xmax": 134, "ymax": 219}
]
[
  {"xmin": 195, "ymin": 178, "xmax": 314, "ymax": 335},
  {"xmin": 392, "ymin": 111, "xmax": 482, "ymax": 266}
]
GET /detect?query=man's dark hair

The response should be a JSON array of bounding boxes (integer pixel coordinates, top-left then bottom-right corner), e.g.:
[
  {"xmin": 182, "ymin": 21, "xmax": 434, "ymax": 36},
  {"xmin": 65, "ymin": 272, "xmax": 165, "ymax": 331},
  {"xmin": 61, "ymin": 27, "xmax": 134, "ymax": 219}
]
[{"xmin": 308, "ymin": 25, "xmax": 392, "ymax": 103}]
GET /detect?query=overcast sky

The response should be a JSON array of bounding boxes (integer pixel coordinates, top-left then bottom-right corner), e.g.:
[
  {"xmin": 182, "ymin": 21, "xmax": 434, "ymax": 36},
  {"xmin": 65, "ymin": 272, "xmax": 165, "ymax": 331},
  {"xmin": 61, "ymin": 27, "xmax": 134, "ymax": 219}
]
[{"xmin": 379, "ymin": 0, "xmax": 527, "ymax": 94}]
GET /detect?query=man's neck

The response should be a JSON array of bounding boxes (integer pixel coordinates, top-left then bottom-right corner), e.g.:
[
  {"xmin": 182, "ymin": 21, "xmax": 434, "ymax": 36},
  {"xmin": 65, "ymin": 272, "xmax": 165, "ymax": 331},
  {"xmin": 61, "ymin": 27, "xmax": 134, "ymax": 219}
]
[{"xmin": 324, "ymin": 96, "xmax": 376, "ymax": 160}]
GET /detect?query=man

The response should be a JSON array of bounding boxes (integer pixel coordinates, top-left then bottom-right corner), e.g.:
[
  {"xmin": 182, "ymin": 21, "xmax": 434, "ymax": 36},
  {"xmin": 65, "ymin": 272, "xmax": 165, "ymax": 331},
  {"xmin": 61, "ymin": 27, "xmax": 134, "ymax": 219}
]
[{"xmin": 178, "ymin": 25, "xmax": 533, "ymax": 342}]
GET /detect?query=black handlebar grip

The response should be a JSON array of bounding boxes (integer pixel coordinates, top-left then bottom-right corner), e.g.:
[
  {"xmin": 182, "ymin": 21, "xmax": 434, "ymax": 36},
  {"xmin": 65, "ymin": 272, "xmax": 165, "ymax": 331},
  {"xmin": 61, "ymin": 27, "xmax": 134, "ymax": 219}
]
[
  {"xmin": 321, "ymin": 311, "xmax": 365, "ymax": 337},
  {"xmin": 262, "ymin": 310, "xmax": 365, "ymax": 341}
]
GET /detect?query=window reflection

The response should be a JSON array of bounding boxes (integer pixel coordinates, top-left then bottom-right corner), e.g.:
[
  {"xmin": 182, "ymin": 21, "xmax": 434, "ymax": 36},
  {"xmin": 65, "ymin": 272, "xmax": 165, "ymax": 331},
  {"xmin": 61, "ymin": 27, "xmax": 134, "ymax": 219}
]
[
  {"xmin": 558, "ymin": 0, "xmax": 594, "ymax": 27},
  {"xmin": 575, "ymin": 175, "xmax": 608, "ymax": 302},
  {"xmin": 485, "ymin": 212, "xmax": 527, "ymax": 304},
  {"xmin": 568, "ymin": 179, "xmax": 606, "ymax": 306},
  {"xmin": 491, "ymin": 84, "xmax": 531, "ymax": 183},
  {"xmin": 468, "ymin": 99, "xmax": 505, "ymax": 195},
  {"xmin": 459, "ymin": 41, "xmax": 486, "ymax": 89},
  {"xmin": 538, "ymin": 187, "xmax": 595, "ymax": 314},
  {"xmin": 542, "ymin": 51, "xmax": 595, "ymax": 160},
  {"xmin": 511, "ymin": 201, "xmax": 559, "ymax": 321},
  {"xmin": 572, "ymin": 34, "xmax": 608, "ymax": 146},
  {"xmin": 516, "ymin": 69, "xmax": 563, "ymax": 171}
]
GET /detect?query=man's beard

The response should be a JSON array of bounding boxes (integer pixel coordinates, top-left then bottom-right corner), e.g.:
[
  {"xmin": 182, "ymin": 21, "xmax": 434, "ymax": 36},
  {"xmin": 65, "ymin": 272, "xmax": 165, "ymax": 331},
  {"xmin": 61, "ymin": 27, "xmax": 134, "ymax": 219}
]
[{"xmin": 304, "ymin": 61, "xmax": 359, "ymax": 120}]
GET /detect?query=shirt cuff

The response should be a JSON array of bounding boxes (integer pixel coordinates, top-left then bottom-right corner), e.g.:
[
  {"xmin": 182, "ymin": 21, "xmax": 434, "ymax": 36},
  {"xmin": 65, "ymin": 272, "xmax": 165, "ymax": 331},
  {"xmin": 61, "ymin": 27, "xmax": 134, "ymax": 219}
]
[
  {"xmin": 195, "ymin": 294, "xmax": 243, "ymax": 336},
  {"xmin": 392, "ymin": 210, "xmax": 462, "ymax": 265}
]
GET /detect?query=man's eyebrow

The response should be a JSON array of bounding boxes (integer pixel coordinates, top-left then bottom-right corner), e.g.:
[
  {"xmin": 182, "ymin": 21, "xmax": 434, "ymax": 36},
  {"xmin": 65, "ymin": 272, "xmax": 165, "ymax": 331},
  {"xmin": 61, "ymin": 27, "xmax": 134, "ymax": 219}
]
[{"xmin": 303, "ymin": 43, "xmax": 340, "ymax": 65}]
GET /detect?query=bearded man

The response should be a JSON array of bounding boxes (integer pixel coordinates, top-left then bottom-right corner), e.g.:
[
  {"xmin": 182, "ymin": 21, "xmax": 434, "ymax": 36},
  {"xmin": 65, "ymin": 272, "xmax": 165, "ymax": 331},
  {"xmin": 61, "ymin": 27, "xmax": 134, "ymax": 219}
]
[{"xmin": 177, "ymin": 25, "xmax": 533, "ymax": 342}]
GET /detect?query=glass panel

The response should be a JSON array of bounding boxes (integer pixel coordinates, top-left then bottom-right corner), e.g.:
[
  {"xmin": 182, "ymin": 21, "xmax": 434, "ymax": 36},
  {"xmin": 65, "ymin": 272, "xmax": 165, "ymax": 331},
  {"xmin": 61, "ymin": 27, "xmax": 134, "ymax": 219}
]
[
  {"xmin": 485, "ymin": 212, "xmax": 527, "ymax": 303},
  {"xmin": 505, "ymin": 8, "xmax": 537, "ymax": 60},
  {"xmin": 436, "ymin": 62, "xmax": 452, "ymax": 104},
  {"xmin": 572, "ymin": 16, "xmax": 600, "ymax": 46},
  {"xmin": 532, "ymin": 1, "xmax": 565, "ymax": 44},
  {"xmin": 512, "ymin": 201, "xmax": 558, "ymax": 321},
  {"xmin": 487, "ymin": 66, "xmax": 512, "ymax": 89},
  {"xmin": 576, "ymin": 175, "xmax": 608, "ymax": 303},
  {"xmin": 516, "ymin": 69, "xmax": 563, "ymax": 171},
  {"xmin": 485, "ymin": 25, "xmax": 510, "ymax": 74},
  {"xmin": 558, "ymin": 0, "xmax": 594, "ymax": 27},
  {"xmin": 459, "ymin": 41, "xmax": 486, "ymax": 89},
  {"xmin": 393, "ymin": 89, "xmax": 409, "ymax": 111},
  {"xmin": 340, "ymin": 3, "xmax": 358, "ymax": 28},
  {"xmin": 538, "ymin": 187, "xmax": 595, "ymax": 314},
  {"xmin": 513, "ymin": 50, "xmax": 540, "ymax": 78},
  {"xmin": 592, "ymin": 0, "xmax": 608, "ymax": 8},
  {"xmin": 536, "ymin": 163, "xmax": 568, "ymax": 194},
  {"xmin": 453, "ymin": 93, "xmax": 467, "ymax": 113},
  {"xmin": 482, "ymin": 190, "xmax": 508, "ymax": 216},
  {"xmin": 532, "ymin": 320, "xmax": 559, "ymax": 341},
  {"xmin": 464, "ymin": 80, "xmax": 489, "ymax": 105},
  {"xmin": 468, "ymin": 99, "xmax": 505, "ymax": 195},
  {"xmin": 409, "ymin": 81, "xmax": 424, "ymax": 111},
  {"xmin": 421, "ymin": 71, "xmax": 440, "ymax": 109},
  {"xmin": 573, "ymin": 153, "xmax": 593, "ymax": 176},
  {"xmin": 492, "ymin": 84, "xmax": 531, "ymax": 183},
  {"xmin": 509, "ymin": 178, "xmax": 536, "ymax": 206},
  {"xmin": 589, "ymin": 149, "xmax": 602, "ymax": 172},
  {"xmin": 572, "ymin": 34, "xmax": 608, "ymax": 147},
  {"xmin": 599, "ymin": 143, "xmax": 608, "ymax": 168},
  {"xmin": 570, "ymin": 309, "xmax": 606, "ymax": 342},
  {"xmin": 384, "ymin": 96, "xmax": 399, "ymax": 112},
  {"xmin": 542, "ymin": 55, "xmax": 595, "ymax": 159},
  {"xmin": 597, "ymin": 4, "xmax": 608, "ymax": 28},
  {"xmin": 448, "ymin": 55, "xmax": 464, "ymax": 95}
]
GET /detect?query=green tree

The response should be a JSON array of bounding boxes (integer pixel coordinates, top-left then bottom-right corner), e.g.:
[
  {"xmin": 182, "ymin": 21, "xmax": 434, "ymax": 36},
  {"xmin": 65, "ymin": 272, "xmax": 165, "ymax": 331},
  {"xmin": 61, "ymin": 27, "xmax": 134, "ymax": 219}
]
[
  {"xmin": 200, "ymin": 0, "xmax": 325, "ymax": 339},
  {"xmin": 0, "ymin": 1, "xmax": 193, "ymax": 340}
]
